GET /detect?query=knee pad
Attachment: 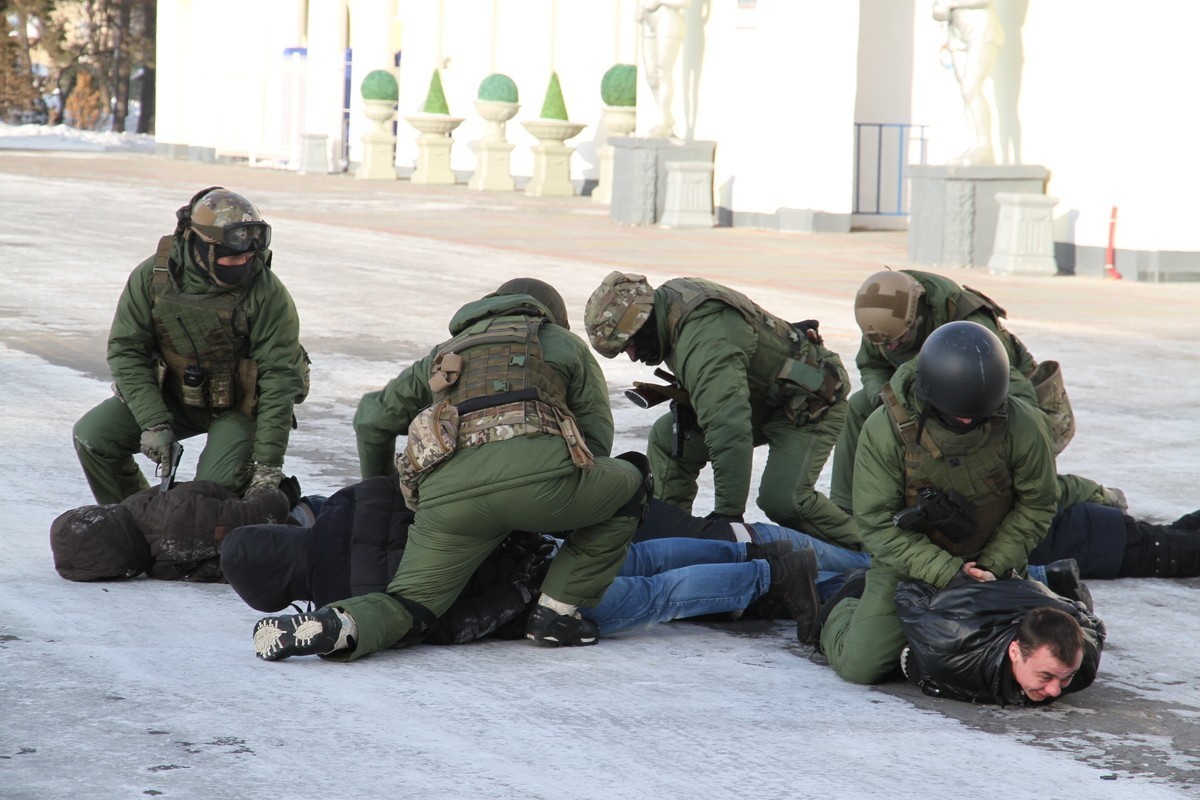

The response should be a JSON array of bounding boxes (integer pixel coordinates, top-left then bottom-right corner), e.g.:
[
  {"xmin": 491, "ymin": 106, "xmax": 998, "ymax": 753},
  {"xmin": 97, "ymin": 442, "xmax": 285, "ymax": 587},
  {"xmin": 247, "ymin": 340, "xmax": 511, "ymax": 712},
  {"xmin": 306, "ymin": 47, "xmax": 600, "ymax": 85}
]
[{"xmin": 614, "ymin": 451, "xmax": 654, "ymax": 523}]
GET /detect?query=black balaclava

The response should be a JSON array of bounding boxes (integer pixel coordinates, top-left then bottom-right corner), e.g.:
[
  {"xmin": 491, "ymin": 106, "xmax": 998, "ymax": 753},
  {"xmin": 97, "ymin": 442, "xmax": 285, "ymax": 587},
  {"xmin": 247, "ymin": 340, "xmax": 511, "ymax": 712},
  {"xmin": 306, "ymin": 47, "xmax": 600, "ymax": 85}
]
[{"xmin": 630, "ymin": 309, "xmax": 663, "ymax": 365}]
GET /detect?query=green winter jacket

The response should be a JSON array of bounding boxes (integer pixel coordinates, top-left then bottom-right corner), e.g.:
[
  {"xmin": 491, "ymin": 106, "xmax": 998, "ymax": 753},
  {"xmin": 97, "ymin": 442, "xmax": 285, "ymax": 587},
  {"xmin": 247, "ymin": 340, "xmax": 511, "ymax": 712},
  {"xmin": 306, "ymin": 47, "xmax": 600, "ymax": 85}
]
[
  {"xmin": 853, "ymin": 359, "xmax": 1057, "ymax": 589},
  {"xmin": 353, "ymin": 294, "xmax": 614, "ymax": 503},
  {"xmin": 649, "ymin": 289, "xmax": 789, "ymax": 516},
  {"xmin": 855, "ymin": 270, "xmax": 1038, "ymax": 410},
  {"xmin": 107, "ymin": 235, "xmax": 305, "ymax": 467}
]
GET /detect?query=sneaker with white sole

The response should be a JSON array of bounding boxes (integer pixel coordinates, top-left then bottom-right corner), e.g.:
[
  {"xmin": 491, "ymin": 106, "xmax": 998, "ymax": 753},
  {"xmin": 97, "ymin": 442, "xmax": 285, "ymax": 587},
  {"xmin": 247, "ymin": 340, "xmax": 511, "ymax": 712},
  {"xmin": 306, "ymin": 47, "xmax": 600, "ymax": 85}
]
[
  {"xmin": 524, "ymin": 605, "xmax": 600, "ymax": 647},
  {"xmin": 253, "ymin": 608, "xmax": 344, "ymax": 661}
]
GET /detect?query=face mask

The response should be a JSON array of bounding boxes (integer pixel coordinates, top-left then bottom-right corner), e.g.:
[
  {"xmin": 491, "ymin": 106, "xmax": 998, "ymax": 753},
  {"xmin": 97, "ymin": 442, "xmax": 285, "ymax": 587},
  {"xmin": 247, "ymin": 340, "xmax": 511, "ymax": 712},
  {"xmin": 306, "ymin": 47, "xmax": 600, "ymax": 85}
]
[{"xmin": 212, "ymin": 258, "xmax": 253, "ymax": 287}]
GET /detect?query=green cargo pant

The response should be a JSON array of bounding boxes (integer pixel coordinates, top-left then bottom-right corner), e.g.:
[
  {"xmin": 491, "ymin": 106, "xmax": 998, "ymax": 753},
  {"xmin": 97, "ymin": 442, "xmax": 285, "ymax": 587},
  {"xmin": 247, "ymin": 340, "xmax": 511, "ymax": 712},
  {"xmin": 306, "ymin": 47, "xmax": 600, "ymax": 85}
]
[
  {"xmin": 820, "ymin": 561, "xmax": 907, "ymax": 685},
  {"xmin": 829, "ymin": 387, "xmax": 878, "ymax": 514},
  {"xmin": 325, "ymin": 454, "xmax": 643, "ymax": 661},
  {"xmin": 73, "ymin": 395, "xmax": 256, "ymax": 504},
  {"xmin": 648, "ymin": 399, "xmax": 859, "ymax": 551}
]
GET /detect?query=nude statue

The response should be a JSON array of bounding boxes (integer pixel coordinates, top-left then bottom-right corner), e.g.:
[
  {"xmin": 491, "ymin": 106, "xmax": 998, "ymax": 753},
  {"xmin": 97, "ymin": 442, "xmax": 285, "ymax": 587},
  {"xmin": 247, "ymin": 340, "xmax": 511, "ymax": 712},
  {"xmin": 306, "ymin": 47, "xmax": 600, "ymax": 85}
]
[
  {"xmin": 933, "ymin": 1, "xmax": 1005, "ymax": 165},
  {"xmin": 636, "ymin": 0, "xmax": 691, "ymax": 139}
]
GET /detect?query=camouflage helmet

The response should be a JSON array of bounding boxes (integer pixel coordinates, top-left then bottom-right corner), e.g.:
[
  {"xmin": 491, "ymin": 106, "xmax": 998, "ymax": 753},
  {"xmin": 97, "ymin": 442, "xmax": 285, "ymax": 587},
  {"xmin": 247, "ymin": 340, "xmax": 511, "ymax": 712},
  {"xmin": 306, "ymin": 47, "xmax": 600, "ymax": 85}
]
[
  {"xmin": 492, "ymin": 277, "xmax": 571, "ymax": 330},
  {"xmin": 584, "ymin": 271, "xmax": 655, "ymax": 358},
  {"xmin": 188, "ymin": 187, "xmax": 271, "ymax": 253},
  {"xmin": 854, "ymin": 269, "xmax": 926, "ymax": 348}
]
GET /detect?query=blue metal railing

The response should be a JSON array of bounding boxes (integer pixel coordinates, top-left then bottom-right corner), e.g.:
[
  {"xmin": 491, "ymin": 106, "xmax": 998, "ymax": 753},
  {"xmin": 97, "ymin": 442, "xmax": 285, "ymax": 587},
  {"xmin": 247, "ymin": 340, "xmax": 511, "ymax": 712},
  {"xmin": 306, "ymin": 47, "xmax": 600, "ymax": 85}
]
[{"xmin": 853, "ymin": 123, "xmax": 927, "ymax": 216}]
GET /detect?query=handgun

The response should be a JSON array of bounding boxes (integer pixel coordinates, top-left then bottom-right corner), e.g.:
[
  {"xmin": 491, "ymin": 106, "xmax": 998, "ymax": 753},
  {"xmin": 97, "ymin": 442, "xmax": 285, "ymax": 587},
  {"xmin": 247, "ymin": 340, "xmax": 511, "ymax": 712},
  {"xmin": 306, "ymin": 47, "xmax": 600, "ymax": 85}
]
[{"xmin": 158, "ymin": 440, "xmax": 184, "ymax": 494}]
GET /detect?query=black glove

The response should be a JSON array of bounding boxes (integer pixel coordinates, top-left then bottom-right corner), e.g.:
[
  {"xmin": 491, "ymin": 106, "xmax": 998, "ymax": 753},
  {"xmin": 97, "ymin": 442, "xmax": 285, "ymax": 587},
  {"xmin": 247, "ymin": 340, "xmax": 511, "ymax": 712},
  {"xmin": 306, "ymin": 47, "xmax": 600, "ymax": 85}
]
[
  {"xmin": 703, "ymin": 511, "xmax": 744, "ymax": 525},
  {"xmin": 502, "ymin": 532, "xmax": 556, "ymax": 585},
  {"xmin": 792, "ymin": 319, "xmax": 824, "ymax": 346},
  {"xmin": 278, "ymin": 475, "xmax": 303, "ymax": 509}
]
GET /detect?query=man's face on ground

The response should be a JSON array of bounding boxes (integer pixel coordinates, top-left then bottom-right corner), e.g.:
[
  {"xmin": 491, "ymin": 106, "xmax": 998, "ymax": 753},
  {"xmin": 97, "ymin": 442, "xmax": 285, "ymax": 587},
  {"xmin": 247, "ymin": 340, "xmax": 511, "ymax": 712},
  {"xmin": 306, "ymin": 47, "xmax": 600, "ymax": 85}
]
[{"xmin": 1008, "ymin": 640, "xmax": 1083, "ymax": 702}]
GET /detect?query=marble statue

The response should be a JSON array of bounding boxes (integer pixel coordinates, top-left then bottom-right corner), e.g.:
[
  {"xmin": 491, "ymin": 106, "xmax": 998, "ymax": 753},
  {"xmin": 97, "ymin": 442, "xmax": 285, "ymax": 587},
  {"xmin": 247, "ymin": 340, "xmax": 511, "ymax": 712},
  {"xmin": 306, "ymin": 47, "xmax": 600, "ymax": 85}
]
[
  {"xmin": 636, "ymin": 0, "xmax": 691, "ymax": 139},
  {"xmin": 933, "ymin": 0, "xmax": 1005, "ymax": 165}
]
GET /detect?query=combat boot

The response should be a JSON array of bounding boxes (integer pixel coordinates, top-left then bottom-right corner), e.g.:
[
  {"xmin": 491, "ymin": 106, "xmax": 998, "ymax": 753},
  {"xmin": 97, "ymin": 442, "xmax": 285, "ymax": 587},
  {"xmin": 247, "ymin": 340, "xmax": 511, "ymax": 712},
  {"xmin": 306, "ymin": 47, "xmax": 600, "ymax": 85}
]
[
  {"xmin": 807, "ymin": 568, "xmax": 868, "ymax": 651},
  {"xmin": 253, "ymin": 607, "xmax": 355, "ymax": 661},
  {"xmin": 1044, "ymin": 559, "xmax": 1094, "ymax": 613},
  {"xmin": 762, "ymin": 547, "xmax": 820, "ymax": 641},
  {"xmin": 745, "ymin": 539, "xmax": 795, "ymax": 561},
  {"xmin": 525, "ymin": 596, "xmax": 599, "ymax": 647}
]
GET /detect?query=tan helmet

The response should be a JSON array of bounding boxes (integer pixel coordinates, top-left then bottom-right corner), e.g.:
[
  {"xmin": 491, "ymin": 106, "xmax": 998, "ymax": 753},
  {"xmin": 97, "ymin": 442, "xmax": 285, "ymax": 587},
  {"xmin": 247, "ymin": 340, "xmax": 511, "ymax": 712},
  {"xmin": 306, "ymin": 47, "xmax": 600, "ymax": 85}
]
[
  {"xmin": 584, "ymin": 271, "xmax": 655, "ymax": 358},
  {"xmin": 854, "ymin": 269, "xmax": 925, "ymax": 347},
  {"xmin": 188, "ymin": 188, "xmax": 271, "ymax": 252}
]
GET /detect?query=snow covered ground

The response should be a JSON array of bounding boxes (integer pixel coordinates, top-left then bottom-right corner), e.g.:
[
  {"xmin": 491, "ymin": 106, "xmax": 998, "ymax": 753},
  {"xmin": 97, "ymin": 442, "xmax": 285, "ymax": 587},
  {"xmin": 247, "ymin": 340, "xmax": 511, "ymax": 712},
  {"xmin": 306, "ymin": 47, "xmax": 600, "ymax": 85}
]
[{"xmin": 1, "ymin": 128, "xmax": 1199, "ymax": 799}]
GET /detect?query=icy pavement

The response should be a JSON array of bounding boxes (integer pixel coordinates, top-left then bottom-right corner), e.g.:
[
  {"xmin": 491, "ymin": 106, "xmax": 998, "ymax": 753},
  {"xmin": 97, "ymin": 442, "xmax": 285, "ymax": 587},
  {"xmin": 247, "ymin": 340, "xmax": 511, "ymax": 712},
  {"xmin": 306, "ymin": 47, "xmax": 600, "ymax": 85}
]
[{"xmin": 1, "ymin": 146, "xmax": 1199, "ymax": 799}]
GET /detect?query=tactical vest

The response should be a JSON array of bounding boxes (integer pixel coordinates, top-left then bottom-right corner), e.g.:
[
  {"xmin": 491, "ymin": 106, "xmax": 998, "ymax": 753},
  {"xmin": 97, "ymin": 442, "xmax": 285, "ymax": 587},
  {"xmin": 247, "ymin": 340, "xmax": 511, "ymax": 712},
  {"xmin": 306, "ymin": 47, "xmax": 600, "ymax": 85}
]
[
  {"xmin": 150, "ymin": 236, "xmax": 256, "ymax": 414},
  {"xmin": 659, "ymin": 278, "xmax": 847, "ymax": 423},
  {"xmin": 881, "ymin": 383, "xmax": 1014, "ymax": 557},
  {"xmin": 428, "ymin": 311, "xmax": 591, "ymax": 466}
]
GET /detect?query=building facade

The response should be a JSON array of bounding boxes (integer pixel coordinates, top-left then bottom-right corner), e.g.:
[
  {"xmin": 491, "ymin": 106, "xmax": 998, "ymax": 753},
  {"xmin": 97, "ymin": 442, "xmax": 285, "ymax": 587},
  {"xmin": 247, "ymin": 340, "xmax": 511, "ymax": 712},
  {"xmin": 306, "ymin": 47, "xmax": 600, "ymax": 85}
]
[{"xmin": 154, "ymin": 0, "xmax": 1198, "ymax": 281}]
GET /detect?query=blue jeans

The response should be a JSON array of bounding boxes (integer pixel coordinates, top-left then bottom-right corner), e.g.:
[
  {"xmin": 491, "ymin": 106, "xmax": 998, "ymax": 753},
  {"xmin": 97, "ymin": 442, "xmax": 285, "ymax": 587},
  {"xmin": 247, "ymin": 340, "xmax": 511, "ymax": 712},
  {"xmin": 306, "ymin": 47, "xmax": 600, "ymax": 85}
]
[
  {"xmin": 581, "ymin": 539, "xmax": 769, "ymax": 635},
  {"xmin": 748, "ymin": 523, "xmax": 871, "ymax": 601}
]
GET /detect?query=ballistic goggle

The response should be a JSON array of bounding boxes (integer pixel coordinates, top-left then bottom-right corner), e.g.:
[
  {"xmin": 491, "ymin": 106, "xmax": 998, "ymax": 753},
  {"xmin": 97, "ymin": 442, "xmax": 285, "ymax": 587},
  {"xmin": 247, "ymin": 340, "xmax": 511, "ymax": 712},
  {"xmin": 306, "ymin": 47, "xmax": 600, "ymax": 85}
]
[{"xmin": 192, "ymin": 220, "xmax": 272, "ymax": 253}]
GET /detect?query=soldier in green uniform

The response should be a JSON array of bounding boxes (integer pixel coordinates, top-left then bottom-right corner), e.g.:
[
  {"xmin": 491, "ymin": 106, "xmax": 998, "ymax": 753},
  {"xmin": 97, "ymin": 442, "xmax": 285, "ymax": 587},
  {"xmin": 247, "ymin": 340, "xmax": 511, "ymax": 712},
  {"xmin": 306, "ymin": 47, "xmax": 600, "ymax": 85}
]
[
  {"xmin": 831, "ymin": 268, "xmax": 1073, "ymax": 512},
  {"xmin": 818, "ymin": 321, "xmax": 1058, "ymax": 685},
  {"xmin": 251, "ymin": 279, "xmax": 649, "ymax": 661},
  {"xmin": 583, "ymin": 272, "xmax": 859, "ymax": 552},
  {"xmin": 72, "ymin": 187, "xmax": 307, "ymax": 504}
]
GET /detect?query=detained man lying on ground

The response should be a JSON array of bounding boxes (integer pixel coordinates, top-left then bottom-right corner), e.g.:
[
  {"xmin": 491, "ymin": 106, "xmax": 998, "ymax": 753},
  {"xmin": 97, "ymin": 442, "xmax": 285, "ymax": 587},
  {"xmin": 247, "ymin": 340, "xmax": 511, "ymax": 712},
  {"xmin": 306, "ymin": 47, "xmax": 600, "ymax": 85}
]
[
  {"xmin": 895, "ymin": 576, "xmax": 1105, "ymax": 707},
  {"xmin": 222, "ymin": 476, "xmax": 823, "ymax": 657},
  {"xmin": 636, "ymin": 474, "xmax": 1200, "ymax": 589}
]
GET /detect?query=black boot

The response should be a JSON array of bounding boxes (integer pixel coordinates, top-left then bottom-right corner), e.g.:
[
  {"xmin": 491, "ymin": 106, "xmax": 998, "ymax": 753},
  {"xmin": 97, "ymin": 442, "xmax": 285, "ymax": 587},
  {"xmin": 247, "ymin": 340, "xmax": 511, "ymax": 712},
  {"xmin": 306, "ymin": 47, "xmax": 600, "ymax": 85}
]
[
  {"xmin": 762, "ymin": 547, "xmax": 820, "ymax": 642},
  {"xmin": 807, "ymin": 568, "xmax": 868, "ymax": 650},
  {"xmin": 745, "ymin": 539, "xmax": 795, "ymax": 561},
  {"xmin": 1120, "ymin": 519, "xmax": 1200, "ymax": 578},
  {"xmin": 1044, "ymin": 559, "xmax": 1094, "ymax": 613}
]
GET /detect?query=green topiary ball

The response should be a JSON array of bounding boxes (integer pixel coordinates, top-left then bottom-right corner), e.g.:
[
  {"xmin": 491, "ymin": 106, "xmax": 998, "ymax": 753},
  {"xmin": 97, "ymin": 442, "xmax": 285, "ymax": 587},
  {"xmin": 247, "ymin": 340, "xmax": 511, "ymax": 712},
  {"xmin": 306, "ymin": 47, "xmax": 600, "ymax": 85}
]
[
  {"xmin": 422, "ymin": 69, "xmax": 450, "ymax": 115},
  {"xmin": 539, "ymin": 72, "xmax": 568, "ymax": 121},
  {"xmin": 478, "ymin": 74, "xmax": 518, "ymax": 103},
  {"xmin": 600, "ymin": 64, "xmax": 636, "ymax": 107},
  {"xmin": 361, "ymin": 69, "xmax": 399, "ymax": 102}
]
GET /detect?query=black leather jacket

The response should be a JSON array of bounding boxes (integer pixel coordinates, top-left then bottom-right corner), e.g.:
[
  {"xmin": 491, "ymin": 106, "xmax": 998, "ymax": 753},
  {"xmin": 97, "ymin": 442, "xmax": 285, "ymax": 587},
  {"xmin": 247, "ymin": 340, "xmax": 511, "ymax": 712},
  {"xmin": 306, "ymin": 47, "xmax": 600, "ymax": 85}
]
[{"xmin": 895, "ymin": 578, "xmax": 1105, "ymax": 706}]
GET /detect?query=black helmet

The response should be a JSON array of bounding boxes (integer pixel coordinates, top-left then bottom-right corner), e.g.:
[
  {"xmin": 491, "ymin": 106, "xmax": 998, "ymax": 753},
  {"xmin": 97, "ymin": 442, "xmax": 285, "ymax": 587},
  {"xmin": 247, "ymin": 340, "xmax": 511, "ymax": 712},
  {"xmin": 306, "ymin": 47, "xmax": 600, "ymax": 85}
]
[
  {"xmin": 915, "ymin": 321, "xmax": 1009, "ymax": 420},
  {"xmin": 491, "ymin": 277, "xmax": 570, "ymax": 329}
]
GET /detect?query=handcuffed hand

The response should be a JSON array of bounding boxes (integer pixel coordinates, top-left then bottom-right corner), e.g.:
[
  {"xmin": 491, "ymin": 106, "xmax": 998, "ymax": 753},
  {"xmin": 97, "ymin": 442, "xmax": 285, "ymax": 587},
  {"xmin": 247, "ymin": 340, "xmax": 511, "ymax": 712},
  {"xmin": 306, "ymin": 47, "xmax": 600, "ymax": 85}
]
[
  {"xmin": 139, "ymin": 423, "xmax": 176, "ymax": 464},
  {"xmin": 246, "ymin": 463, "xmax": 285, "ymax": 496}
]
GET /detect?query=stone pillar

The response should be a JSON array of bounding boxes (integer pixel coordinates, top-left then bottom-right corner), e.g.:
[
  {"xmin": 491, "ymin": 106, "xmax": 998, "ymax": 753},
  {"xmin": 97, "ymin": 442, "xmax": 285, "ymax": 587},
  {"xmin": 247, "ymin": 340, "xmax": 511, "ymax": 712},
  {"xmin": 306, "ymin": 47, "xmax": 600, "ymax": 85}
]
[
  {"xmin": 610, "ymin": 138, "xmax": 717, "ymax": 226},
  {"xmin": 298, "ymin": 133, "xmax": 331, "ymax": 174},
  {"xmin": 526, "ymin": 141, "xmax": 576, "ymax": 197},
  {"xmin": 660, "ymin": 162, "xmax": 715, "ymax": 228},
  {"xmin": 356, "ymin": 100, "xmax": 397, "ymax": 181},
  {"xmin": 406, "ymin": 116, "xmax": 464, "ymax": 185},
  {"xmin": 908, "ymin": 165, "xmax": 1049, "ymax": 268},
  {"xmin": 988, "ymin": 193, "xmax": 1059, "ymax": 276},
  {"xmin": 592, "ymin": 107, "xmax": 637, "ymax": 206},
  {"xmin": 468, "ymin": 140, "xmax": 516, "ymax": 192}
]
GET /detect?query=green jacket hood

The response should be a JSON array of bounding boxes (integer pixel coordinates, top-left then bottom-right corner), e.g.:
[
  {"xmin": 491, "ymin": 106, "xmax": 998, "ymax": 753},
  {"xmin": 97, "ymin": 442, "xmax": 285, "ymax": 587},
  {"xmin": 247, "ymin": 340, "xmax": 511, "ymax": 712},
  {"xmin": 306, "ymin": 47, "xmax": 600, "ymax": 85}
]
[{"xmin": 448, "ymin": 294, "xmax": 555, "ymax": 335}]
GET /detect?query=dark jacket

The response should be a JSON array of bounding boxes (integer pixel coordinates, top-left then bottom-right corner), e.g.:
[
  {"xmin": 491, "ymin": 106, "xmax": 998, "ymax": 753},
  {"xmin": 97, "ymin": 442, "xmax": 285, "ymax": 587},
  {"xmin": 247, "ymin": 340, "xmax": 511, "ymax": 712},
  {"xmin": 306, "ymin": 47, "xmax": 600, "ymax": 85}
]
[
  {"xmin": 50, "ymin": 481, "xmax": 292, "ymax": 582},
  {"xmin": 220, "ymin": 476, "xmax": 551, "ymax": 645},
  {"xmin": 895, "ymin": 578, "xmax": 1105, "ymax": 706}
]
